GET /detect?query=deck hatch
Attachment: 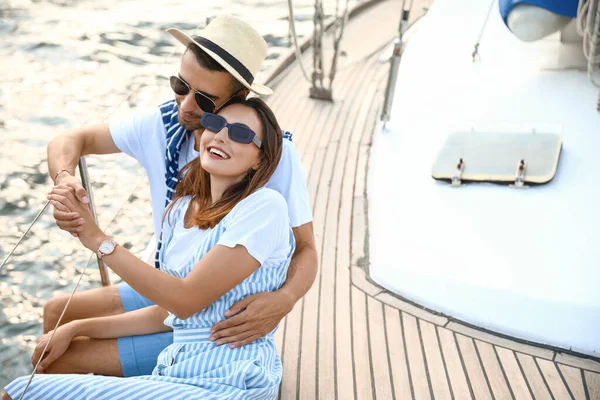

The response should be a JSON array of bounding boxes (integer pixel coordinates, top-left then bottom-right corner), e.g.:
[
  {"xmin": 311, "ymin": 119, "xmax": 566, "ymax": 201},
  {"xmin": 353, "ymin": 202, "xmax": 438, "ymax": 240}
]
[{"xmin": 432, "ymin": 130, "xmax": 562, "ymax": 186}]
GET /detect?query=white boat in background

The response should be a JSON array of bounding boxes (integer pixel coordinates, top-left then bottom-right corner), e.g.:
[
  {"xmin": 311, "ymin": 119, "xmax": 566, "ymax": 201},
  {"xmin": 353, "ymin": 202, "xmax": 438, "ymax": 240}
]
[{"xmin": 369, "ymin": 0, "xmax": 600, "ymax": 357}]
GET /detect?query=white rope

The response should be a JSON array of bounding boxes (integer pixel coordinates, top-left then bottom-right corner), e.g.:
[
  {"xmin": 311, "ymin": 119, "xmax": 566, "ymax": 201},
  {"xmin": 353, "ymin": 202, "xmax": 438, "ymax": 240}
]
[
  {"xmin": 472, "ymin": 0, "xmax": 496, "ymax": 62},
  {"xmin": 577, "ymin": 0, "xmax": 600, "ymax": 87},
  {"xmin": 287, "ymin": 0, "xmax": 312, "ymax": 82}
]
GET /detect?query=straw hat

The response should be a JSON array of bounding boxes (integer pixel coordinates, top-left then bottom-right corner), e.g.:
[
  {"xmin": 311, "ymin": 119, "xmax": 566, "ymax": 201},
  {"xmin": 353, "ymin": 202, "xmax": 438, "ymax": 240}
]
[{"xmin": 167, "ymin": 15, "xmax": 272, "ymax": 95}]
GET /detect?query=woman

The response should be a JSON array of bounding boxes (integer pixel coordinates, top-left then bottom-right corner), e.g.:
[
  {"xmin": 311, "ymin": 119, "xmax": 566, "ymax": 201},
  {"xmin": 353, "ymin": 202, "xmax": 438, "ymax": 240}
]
[{"xmin": 3, "ymin": 98, "xmax": 294, "ymax": 400}]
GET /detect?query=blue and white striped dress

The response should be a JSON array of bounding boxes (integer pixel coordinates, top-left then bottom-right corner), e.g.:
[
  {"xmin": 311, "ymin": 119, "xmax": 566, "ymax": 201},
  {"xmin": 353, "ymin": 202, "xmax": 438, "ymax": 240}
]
[{"xmin": 5, "ymin": 188, "xmax": 295, "ymax": 400}]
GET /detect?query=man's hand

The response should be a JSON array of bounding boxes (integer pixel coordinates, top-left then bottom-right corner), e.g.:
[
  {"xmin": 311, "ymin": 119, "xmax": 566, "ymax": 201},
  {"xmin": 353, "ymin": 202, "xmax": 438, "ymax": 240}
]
[
  {"xmin": 48, "ymin": 185, "xmax": 105, "ymax": 251},
  {"xmin": 209, "ymin": 291, "xmax": 295, "ymax": 348},
  {"xmin": 51, "ymin": 174, "xmax": 89, "ymax": 237}
]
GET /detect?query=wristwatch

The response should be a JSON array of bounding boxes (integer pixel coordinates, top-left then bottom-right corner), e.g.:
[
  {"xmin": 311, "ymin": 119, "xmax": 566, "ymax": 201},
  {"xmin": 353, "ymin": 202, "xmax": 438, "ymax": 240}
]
[{"xmin": 97, "ymin": 239, "xmax": 119, "ymax": 259}]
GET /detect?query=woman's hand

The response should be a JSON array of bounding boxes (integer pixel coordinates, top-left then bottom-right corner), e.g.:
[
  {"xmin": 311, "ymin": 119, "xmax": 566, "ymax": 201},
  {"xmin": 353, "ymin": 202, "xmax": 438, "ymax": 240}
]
[
  {"xmin": 47, "ymin": 185, "xmax": 105, "ymax": 252},
  {"xmin": 31, "ymin": 324, "xmax": 76, "ymax": 373}
]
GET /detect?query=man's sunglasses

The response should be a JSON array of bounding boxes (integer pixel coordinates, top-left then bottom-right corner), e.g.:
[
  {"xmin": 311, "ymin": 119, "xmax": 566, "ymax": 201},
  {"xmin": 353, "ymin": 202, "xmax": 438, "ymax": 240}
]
[
  {"xmin": 170, "ymin": 75, "xmax": 217, "ymax": 113},
  {"xmin": 200, "ymin": 113, "xmax": 262, "ymax": 149}
]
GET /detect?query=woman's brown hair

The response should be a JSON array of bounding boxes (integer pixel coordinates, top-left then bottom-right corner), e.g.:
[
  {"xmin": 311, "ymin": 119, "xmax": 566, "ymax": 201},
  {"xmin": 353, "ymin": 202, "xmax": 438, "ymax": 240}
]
[{"xmin": 165, "ymin": 97, "xmax": 283, "ymax": 229}]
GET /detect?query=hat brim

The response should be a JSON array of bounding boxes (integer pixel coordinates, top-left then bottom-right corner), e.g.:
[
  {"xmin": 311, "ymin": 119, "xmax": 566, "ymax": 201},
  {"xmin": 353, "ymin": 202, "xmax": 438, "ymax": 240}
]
[{"xmin": 167, "ymin": 28, "xmax": 273, "ymax": 96}]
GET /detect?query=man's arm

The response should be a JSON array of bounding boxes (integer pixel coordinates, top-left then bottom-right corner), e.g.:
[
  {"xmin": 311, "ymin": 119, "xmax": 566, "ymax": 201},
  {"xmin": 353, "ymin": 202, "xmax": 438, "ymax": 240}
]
[
  {"xmin": 279, "ymin": 222, "xmax": 318, "ymax": 304},
  {"xmin": 209, "ymin": 221, "xmax": 318, "ymax": 348},
  {"xmin": 47, "ymin": 123, "xmax": 120, "ymax": 234}
]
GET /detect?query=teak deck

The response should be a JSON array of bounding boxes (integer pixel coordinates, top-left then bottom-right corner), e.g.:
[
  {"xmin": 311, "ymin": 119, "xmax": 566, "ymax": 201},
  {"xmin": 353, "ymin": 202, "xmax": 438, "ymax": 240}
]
[{"xmin": 264, "ymin": 0, "xmax": 600, "ymax": 398}]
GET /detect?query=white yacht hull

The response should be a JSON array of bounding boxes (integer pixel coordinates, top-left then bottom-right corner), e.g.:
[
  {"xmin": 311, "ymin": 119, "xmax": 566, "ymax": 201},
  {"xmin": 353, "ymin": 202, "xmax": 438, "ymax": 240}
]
[{"xmin": 368, "ymin": 0, "xmax": 600, "ymax": 357}]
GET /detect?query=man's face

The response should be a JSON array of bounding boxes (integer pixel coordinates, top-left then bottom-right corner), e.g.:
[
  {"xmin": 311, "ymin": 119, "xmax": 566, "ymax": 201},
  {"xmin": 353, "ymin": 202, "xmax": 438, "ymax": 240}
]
[{"xmin": 175, "ymin": 51, "xmax": 235, "ymax": 131}]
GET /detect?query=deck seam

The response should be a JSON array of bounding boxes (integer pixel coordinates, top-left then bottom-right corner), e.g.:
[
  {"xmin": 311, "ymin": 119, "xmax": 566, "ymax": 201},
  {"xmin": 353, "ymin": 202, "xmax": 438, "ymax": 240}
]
[
  {"xmin": 382, "ymin": 302, "xmax": 398, "ymax": 400},
  {"xmin": 435, "ymin": 325, "xmax": 456, "ymax": 400},
  {"xmin": 493, "ymin": 345, "xmax": 516, "ymax": 400},
  {"xmin": 514, "ymin": 351, "xmax": 537, "ymax": 400},
  {"xmin": 351, "ymin": 287, "xmax": 359, "ymax": 399},
  {"xmin": 534, "ymin": 357, "xmax": 557, "ymax": 400},
  {"xmin": 340, "ymin": 60, "xmax": 381, "ymax": 400},
  {"xmin": 365, "ymin": 295, "xmax": 377, "ymax": 400},
  {"xmin": 453, "ymin": 332, "xmax": 476, "ymax": 400},
  {"xmin": 473, "ymin": 338, "xmax": 496, "ymax": 400},
  {"xmin": 581, "ymin": 369, "xmax": 591, "ymax": 400},
  {"xmin": 401, "ymin": 312, "xmax": 417, "ymax": 400},
  {"xmin": 417, "ymin": 319, "xmax": 436, "ymax": 400},
  {"xmin": 556, "ymin": 363, "xmax": 577, "ymax": 400},
  {"xmin": 337, "ymin": 59, "xmax": 379, "ymax": 400}
]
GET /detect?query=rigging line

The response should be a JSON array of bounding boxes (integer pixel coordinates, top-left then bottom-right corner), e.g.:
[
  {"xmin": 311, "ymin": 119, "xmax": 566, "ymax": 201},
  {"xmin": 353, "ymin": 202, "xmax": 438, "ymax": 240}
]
[
  {"xmin": 0, "ymin": 200, "xmax": 50, "ymax": 271},
  {"xmin": 0, "ymin": 81, "xmax": 145, "ymax": 273},
  {"xmin": 328, "ymin": 0, "xmax": 351, "ymax": 89},
  {"xmin": 1, "ymin": 35, "xmax": 178, "ymax": 273},
  {"xmin": 287, "ymin": 0, "xmax": 312, "ymax": 82},
  {"xmin": 15, "ymin": 35, "xmax": 181, "ymax": 400},
  {"xmin": 17, "ymin": 175, "xmax": 147, "ymax": 400},
  {"xmin": 19, "ymin": 251, "xmax": 95, "ymax": 400},
  {"xmin": 472, "ymin": 0, "xmax": 495, "ymax": 62}
]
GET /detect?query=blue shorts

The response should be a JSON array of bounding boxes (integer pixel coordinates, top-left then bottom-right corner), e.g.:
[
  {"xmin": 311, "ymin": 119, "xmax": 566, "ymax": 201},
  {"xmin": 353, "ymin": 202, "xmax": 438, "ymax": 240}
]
[{"xmin": 116, "ymin": 282, "xmax": 173, "ymax": 377}]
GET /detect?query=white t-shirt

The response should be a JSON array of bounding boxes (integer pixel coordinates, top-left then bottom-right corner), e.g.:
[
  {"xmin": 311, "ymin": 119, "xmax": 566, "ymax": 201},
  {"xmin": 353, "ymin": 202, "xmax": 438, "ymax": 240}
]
[
  {"xmin": 109, "ymin": 106, "xmax": 312, "ymax": 241},
  {"xmin": 162, "ymin": 189, "xmax": 292, "ymax": 275}
]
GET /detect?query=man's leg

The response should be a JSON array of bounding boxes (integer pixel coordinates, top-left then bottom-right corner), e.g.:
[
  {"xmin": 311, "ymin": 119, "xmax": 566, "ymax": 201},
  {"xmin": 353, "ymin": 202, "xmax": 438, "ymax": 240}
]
[
  {"xmin": 43, "ymin": 285, "xmax": 124, "ymax": 333},
  {"xmin": 41, "ymin": 283, "xmax": 173, "ymax": 376},
  {"xmin": 42, "ymin": 336, "xmax": 123, "ymax": 376}
]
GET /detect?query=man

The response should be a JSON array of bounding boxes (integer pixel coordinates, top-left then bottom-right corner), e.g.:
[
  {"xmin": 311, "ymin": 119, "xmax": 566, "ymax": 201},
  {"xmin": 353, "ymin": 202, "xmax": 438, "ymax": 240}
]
[{"xmin": 41, "ymin": 15, "xmax": 317, "ymax": 376}]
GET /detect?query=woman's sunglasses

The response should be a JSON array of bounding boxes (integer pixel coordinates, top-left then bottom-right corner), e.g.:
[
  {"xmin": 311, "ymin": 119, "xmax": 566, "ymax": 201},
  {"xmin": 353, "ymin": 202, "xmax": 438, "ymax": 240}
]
[
  {"xmin": 170, "ymin": 75, "xmax": 217, "ymax": 113},
  {"xmin": 200, "ymin": 113, "xmax": 262, "ymax": 149}
]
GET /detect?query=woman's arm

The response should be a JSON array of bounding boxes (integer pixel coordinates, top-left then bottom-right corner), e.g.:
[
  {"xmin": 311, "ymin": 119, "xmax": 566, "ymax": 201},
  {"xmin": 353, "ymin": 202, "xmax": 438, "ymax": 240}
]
[
  {"xmin": 48, "ymin": 186, "xmax": 281, "ymax": 320},
  {"xmin": 32, "ymin": 305, "xmax": 170, "ymax": 372},
  {"xmin": 69, "ymin": 305, "xmax": 171, "ymax": 339},
  {"xmin": 99, "ymin": 243, "xmax": 260, "ymax": 320}
]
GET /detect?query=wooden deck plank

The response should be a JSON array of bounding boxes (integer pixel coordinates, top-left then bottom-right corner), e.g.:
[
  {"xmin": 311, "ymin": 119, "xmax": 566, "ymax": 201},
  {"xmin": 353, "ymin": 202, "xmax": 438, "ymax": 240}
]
[
  {"xmin": 319, "ymin": 60, "xmax": 377, "ymax": 400},
  {"xmin": 279, "ymin": 302, "xmax": 303, "ymax": 400},
  {"xmin": 275, "ymin": 318, "xmax": 286, "ymax": 358},
  {"xmin": 515, "ymin": 353, "xmax": 553, "ymax": 400},
  {"xmin": 333, "ymin": 61, "xmax": 384, "ymax": 400},
  {"xmin": 537, "ymin": 358, "xmax": 574, "ymax": 400},
  {"xmin": 367, "ymin": 297, "xmax": 394, "ymax": 400},
  {"xmin": 496, "ymin": 347, "xmax": 534, "ymax": 400},
  {"xmin": 266, "ymin": 1, "xmax": 598, "ymax": 399},
  {"xmin": 419, "ymin": 320, "xmax": 453, "ymax": 400},
  {"xmin": 384, "ymin": 304, "xmax": 413, "ymax": 400},
  {"xmin": 554, "ymin": 353, "xmax": 600, "ymax": 374},
  {"xmin": 475, "ymin": 341, "xmax": 514, "ymax": 399},
  {"xmin": 403, "ymin": 313, "xmax": 433, "ymax": 400},
  {"xmin": 584, "ymin": 371, "xmax": 600, "ymax": 400},
  {"xmin": 455, "ymin": 334, "xmax": 494, "ymax": 400},
  {"xmin": 558, "ymin": 364, "xmax": 587, "ymax": 400},
  {"xmin": 352, "ymin": 286, "xmax": 375, "ymax": 400},
  {"xmin": 447, "ymin": 322, "xmax": 555, "ymax": 360},
  {"xmin": 437, "ymin": 326, "xmax": 473, "ymax": 399}
]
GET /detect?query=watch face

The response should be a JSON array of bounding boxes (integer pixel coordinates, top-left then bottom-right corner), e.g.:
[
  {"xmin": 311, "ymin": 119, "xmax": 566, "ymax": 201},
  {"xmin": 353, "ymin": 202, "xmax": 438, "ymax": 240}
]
[{"xmin": 99, "ymin": 242, "xmax": 114, "ymax": 253}]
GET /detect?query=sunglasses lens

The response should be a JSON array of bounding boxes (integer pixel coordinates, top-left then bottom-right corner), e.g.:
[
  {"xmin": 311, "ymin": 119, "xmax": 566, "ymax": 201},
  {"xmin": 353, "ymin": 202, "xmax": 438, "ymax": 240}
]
[
  {"xmin": 229, "ymin": 125, "xmax": 254, "ymax": 144},
  {"xmin": 194, "ymin": 93, "xmax": 216, "ymax": 113},
  {"xmin": 201, "ymin": 113, "xmax": 225, "ymax": 132},
  {"xmin": 170, "ymin": 76, "xmax": 189, "ymax": 96}
]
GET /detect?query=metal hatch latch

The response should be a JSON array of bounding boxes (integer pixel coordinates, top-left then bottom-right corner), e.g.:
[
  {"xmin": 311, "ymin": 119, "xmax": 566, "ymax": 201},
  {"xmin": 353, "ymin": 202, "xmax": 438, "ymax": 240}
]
[
  {"xmin": 510, "ymin": 159, "xmax": 528, "ymax": 188},
  {"xmin": 451, "ymin": 158, "xmax": 464, "ymax": 187}
]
